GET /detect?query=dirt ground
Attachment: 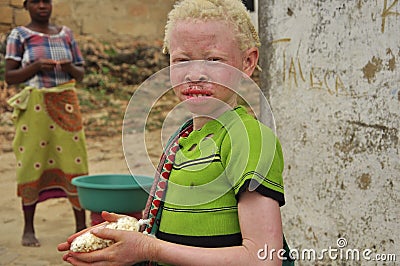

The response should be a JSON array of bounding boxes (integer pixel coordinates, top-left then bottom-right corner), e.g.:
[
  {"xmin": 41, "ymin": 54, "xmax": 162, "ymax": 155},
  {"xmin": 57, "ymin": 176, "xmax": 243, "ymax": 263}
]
[{"xmin": 0, "ymin": 131, "xmax": 162, "ymax": 266}]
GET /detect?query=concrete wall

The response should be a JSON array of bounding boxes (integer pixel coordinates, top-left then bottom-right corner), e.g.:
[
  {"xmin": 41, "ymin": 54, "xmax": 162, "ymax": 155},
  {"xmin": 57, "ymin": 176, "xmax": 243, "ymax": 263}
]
[
  {"xmin": 259, "ymin": 0, "xmax": 399, "ymax": 264},
  {"xmin": 0, "ymin": 0, "xmax": 175, "ymax": 41}
]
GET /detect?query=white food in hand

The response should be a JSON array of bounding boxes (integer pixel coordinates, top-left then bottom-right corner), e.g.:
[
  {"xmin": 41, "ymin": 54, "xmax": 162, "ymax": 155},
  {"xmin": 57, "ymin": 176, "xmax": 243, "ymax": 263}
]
[{"xmin": 70, "ymin": 216, "xmax": 149, "ymax": 252}]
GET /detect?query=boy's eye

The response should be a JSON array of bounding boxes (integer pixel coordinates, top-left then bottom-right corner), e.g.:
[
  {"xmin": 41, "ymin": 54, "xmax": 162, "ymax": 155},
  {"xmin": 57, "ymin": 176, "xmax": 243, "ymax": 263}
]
[
  {"xmin": 172, "ymin": 58, "xmax": 189, "ymax": 64},
  {"xmin": 207, "ymin": 58, "xmax": 222, "ymax": 62}
]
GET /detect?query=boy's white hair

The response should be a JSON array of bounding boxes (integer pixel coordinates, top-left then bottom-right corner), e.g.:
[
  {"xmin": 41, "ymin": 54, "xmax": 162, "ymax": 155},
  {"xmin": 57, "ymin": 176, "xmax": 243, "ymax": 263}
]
[{"xmin": 163, "ymin": 0, "xmax": 261, "ymax": 54}]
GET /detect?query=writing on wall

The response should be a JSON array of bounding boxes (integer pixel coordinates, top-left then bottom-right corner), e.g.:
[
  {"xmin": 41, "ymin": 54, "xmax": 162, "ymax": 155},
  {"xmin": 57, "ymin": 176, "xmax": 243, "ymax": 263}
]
[
  {"xmin": 381, "ymin": 0, "xmax": 400, "ymax": 33},
  {"xmin": 271, "ymin": 0, "xmax": 400, "ymax": 98},
  {"xmin": 272, "ymin": 38, "xmax": 348, "ymax": 97}
]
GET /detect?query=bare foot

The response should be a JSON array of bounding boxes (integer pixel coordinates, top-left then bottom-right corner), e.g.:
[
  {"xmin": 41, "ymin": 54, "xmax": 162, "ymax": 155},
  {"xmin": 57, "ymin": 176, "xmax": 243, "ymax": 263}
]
[{"xmin": 21, "ymin": 232, "xmax": 40, "ymax": 247}]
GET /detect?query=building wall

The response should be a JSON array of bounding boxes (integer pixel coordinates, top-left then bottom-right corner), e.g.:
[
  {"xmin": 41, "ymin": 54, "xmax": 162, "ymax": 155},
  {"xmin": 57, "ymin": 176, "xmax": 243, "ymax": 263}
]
[
  {"xmin": 259, "ymin": 0, "xmax": 399, "ymax": 263},
  {"xmin": 0, "ymin": 0, "xmax": 176, "ymax": 41}
]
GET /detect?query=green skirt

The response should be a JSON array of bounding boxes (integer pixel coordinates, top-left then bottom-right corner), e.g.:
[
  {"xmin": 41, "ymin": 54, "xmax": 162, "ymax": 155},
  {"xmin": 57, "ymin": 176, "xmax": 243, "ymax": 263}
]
[{"xmin": 7, "ymin": 81, "xmax": 88, "ymax": 209}]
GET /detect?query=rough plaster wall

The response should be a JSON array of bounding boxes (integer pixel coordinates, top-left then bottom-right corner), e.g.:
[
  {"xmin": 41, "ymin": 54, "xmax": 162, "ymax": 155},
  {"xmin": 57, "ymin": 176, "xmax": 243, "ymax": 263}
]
[
  {"xmin": 259, "ymin": 0, "xmax": 399, "ymax": 263},
  {"xmin": 0, "ymin": 0, "xmax": 175, "ymax": 41},
  {"xmin": 51, "ymin": 0, "xmax": 175, "ymax": 41}
]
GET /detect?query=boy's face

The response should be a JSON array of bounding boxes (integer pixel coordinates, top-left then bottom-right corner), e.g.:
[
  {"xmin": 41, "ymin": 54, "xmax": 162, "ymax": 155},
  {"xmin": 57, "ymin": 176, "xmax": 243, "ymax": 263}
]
[{"xmin": 169, "ymin": 19, "xmax": 255, "ymax": 117}]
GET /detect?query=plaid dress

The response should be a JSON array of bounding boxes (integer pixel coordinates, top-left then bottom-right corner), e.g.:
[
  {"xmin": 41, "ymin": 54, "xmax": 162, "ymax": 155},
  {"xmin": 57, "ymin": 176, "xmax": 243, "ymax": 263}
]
[
  {"xmin": 5, "ymin": 26, "xmax": 84, "ymax": 89},
  {"xmin": 6, "ymin": 26, "xmax": 88, "ymax": 210}
]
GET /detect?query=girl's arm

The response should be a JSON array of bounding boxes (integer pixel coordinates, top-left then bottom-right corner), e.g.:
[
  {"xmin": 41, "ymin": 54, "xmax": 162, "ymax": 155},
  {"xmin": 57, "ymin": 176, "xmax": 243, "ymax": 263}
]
[
  {"xmin": 60, "ymin": 191, "xmax": 283, "ymax": 266},
  {"xmin": 5, "ymin": 58, "xmax": 57, "ymax": 85},
  {"xmin": 59, "ymin": 61, "xmax": 85, "ymax": 82},
  {"xmin": 5, "ymin": 58, "xmax": 85, "ymax": 85}
]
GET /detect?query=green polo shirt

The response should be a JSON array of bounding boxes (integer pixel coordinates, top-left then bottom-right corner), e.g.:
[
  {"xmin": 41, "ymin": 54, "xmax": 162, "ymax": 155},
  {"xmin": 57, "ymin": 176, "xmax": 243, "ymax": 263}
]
[{"xmin": 157, "ymin": 106, "xmax": 285, "ymax": 247}]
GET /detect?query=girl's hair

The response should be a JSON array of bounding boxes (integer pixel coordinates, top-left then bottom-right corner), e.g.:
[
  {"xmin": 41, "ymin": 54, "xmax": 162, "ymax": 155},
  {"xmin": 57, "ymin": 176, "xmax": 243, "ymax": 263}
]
[{"xmin": 162, "ymin": 0, "xmax": 261, "ymax": 54}]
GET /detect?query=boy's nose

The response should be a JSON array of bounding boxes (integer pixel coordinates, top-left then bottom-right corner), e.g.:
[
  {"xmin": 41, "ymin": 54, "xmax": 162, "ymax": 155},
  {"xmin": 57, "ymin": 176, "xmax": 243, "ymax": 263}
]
[
  {"xmin": 184, "ymin": 61, "xmax": 210, "ymax": 82},
  {"xmin": 184, "ymin": 72, "xmax": 208, "ymax": 82}
]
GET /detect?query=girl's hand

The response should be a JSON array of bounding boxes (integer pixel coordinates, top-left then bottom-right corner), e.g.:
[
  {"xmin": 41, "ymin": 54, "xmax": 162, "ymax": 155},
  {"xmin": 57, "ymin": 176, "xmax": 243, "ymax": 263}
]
[
  {"xmin": 5, "ymin": 57, "xmax": 58, "ymax": 84},
  {"xmin": 57, "ymin": 59, "xmax": 73, "ymax": 72},
  {"xmin": 35, "ymin": 58, "xmax": 57, "ymax": 72},
  {"xmin": 55, "ymin": 59, "xmax": 85, "ymax": 82}
]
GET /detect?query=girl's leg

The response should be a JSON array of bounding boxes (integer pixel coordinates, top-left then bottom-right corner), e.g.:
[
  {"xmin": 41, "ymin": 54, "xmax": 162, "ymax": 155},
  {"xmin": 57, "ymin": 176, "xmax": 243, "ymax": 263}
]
[
  {"xmin": 73, "ymin": 208, "xmax": 87, "ymax": 232},
  {"xmin": 22, "ymin": 204, "xmax": 40, "ymax": 247}
]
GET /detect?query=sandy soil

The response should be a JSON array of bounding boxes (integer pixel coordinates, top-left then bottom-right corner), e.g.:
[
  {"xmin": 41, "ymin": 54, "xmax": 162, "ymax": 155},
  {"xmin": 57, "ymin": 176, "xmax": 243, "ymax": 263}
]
[{"xmin": 0, "ymin": 132, "xmax": 161, "ymax": 266}]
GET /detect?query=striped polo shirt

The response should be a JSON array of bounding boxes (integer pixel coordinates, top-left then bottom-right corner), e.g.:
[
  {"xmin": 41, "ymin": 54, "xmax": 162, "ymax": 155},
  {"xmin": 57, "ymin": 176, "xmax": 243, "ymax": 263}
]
[{"xmin": 156, "ymin": 106, "xmax": 285, "ymax": 247}]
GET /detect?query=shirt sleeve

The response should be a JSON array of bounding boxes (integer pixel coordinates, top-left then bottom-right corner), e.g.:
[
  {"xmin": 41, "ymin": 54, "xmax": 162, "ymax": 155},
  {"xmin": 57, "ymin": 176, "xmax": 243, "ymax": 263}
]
[
  {"xmin": 64, "ymin": 27, "xmax": 84, "ymax": 66},
  {"xmin": 5, "ymin": 28, "xmax": 24, "ymax": 62},
  {"xmin": 221, "ymin": 117, "xmax": 285, "ymax": 206}
]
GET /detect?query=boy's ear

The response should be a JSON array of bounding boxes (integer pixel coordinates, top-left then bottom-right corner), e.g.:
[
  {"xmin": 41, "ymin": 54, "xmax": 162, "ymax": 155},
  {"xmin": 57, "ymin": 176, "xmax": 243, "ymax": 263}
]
[{"xmin": 242, "ymin": 47, "xmax": 259, "ymax": 77}]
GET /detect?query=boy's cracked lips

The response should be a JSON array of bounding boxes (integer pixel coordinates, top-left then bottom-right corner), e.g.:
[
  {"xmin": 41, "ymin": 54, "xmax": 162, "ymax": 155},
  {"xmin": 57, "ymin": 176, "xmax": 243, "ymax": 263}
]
[{"xmin": 182, "ymin": 84, "xmax": 213, "ymax": 101}]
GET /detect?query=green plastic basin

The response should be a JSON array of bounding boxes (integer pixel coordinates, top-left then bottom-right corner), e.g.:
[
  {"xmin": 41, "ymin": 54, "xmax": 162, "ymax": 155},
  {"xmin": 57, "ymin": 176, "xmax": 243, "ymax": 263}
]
[{"xmin": 72, "ymin": 174, "xmax": 153, "ymax": 213}]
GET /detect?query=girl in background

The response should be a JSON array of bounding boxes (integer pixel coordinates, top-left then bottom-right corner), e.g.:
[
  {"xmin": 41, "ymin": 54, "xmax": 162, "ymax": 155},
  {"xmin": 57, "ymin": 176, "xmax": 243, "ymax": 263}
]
[{"xmin": 5, "ymin": 0, "xmax": 88, "ymax": 247}]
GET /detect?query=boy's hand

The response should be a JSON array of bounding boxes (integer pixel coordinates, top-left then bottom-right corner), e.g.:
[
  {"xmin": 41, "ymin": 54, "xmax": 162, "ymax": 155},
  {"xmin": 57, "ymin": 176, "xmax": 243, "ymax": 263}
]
[{"xmin": 57, "ymin": 212, "xmax": 124, "ymax": 253}]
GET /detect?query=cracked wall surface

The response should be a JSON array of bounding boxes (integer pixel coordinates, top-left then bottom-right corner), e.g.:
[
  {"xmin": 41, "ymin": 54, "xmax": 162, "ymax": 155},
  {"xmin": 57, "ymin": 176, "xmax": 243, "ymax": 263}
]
[{"xmin": 259, "ymin": 0, "xmax": 399, "ymax": 263}]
